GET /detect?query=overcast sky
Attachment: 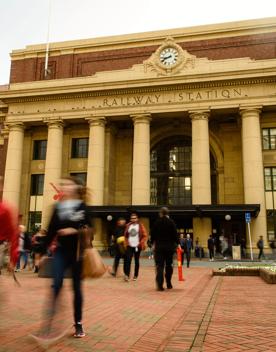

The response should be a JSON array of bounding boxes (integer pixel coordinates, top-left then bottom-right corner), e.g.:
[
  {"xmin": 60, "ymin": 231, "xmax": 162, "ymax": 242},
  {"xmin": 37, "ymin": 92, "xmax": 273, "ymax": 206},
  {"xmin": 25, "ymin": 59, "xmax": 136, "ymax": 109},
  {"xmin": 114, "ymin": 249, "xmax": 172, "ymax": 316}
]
[{"xmin": 0, "ymin": 0, "xmax": 275, "ymax": 84}]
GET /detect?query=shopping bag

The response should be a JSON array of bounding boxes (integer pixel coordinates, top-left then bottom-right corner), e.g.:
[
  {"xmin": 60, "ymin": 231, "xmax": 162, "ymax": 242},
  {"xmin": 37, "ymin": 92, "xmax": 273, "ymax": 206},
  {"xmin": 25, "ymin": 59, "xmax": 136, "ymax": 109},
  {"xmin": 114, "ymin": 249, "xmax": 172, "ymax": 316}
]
[{"xmin": 82, "ymin": 247, "xmax": 107, "ymax": 279}]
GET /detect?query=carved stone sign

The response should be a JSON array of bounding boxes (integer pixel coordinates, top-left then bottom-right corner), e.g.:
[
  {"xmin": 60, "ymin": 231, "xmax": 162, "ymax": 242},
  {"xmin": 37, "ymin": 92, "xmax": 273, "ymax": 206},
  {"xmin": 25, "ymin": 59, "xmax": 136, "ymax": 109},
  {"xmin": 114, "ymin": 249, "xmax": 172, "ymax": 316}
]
[{"xmin": 96, "ymin": 87, "xmax": 245, "ymax": 109}]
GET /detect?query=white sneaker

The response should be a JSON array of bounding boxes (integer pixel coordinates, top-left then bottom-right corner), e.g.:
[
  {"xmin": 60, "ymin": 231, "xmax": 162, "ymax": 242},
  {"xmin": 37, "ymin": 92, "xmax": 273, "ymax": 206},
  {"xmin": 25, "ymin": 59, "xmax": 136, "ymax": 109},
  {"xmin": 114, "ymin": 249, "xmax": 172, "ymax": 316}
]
[{"xmin": 124, "ymin": 275, "xmax": 130, "ymax": 282}]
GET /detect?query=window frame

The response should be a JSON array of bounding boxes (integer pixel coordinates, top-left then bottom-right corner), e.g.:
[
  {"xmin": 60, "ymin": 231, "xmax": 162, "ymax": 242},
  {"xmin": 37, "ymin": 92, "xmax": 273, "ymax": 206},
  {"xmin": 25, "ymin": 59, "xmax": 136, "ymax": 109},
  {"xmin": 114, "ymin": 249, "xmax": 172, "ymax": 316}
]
[
  {"xmin": 264, "ymin": 167, "xmax": 276, "ymax": 191},
  {"xmin": 33, "ymin": 140, "xmax": 47, "ymax": 160},
  {"xmin": 30, "ymin": 174, "xmax": 45, "ymax": 196},
  {"xmin": 71, "ymin": 138, "xmax": 89, "ymax": 158},
  {"xmin": 262, "ymin": 128, "xmax": 276, "ymax": 150},
  {"xmin": 70, "ymin": 172, "xmax": 87, "ymax": 185}
]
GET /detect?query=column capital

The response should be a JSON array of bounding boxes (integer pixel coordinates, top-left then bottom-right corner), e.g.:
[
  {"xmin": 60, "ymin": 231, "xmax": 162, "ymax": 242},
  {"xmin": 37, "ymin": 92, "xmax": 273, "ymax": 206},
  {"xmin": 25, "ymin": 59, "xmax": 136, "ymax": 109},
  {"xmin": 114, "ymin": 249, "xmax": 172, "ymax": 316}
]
[
  {"xmin": 189, "ymin": 110, "xmax": 210, "ymax": 121},
  {"xmin": 86, "ymin": 116, "xmax": 106, "ymax": 127},
  {"xmin": 43, "ymin": 117, "xmax": 64, "ymax": 128},
  {"xmin": 131, "ymin": 113, "xmax": 152, "ymax": 124},
  {"xmin": 5, "ymin": 121, "xmax": 25, "ymax": 132},
  {"xmin": 239, "ymin": 105, "xmax": 262, "ymax": 117}
]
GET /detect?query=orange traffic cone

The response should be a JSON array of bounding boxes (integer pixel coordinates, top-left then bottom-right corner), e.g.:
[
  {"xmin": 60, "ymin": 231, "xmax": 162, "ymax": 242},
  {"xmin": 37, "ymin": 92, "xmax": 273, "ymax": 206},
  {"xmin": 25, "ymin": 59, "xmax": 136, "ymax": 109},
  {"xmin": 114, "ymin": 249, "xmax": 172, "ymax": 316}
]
[{"xmin": 177, "ymin": 247, "xmax": 185, "ymax": 281}]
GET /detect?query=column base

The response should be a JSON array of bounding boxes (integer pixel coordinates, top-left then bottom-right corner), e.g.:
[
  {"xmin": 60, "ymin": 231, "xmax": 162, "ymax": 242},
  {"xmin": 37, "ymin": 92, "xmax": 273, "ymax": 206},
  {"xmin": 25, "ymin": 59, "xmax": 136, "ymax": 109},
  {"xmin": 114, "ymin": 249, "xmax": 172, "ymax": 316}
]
[
  {"xmin": 193, "ymin": 217, "xmax": 212, "ymax": 249},
  {"xmin": 92, "ymin": 218, "xmax": 108, "ymax": 250}
]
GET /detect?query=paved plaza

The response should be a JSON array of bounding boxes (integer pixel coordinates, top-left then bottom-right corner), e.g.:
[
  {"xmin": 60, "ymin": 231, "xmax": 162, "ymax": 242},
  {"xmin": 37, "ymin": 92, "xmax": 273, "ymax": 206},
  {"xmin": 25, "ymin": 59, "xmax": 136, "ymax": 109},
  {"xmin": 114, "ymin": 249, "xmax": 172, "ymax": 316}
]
[{"xmin": 1, "ymin": 261, "xmax": 276, "ymax": 352}]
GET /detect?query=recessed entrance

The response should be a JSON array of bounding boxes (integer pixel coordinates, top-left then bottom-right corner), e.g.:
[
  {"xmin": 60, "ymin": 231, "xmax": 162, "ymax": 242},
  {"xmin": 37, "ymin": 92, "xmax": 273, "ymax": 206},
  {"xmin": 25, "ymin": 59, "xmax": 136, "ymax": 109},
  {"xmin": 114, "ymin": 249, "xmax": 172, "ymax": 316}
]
[{"xmin": 150, "ymin": 136, "xmax": 217, "ymax": 206}]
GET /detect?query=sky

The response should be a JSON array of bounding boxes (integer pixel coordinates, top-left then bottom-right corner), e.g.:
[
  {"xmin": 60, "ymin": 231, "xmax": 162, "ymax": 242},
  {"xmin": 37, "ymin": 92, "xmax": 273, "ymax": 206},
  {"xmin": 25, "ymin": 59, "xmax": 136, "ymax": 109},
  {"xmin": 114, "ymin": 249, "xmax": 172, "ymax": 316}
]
[{"xmin": 0, "ymin": 0, "xmax": 275, "ymax": 84}]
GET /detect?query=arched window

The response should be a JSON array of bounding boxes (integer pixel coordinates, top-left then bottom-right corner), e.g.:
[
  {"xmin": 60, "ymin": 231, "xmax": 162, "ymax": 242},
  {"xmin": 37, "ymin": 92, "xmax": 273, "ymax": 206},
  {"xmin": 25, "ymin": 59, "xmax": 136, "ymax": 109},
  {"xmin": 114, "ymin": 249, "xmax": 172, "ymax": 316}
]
[{"xmin": 150, "ymin": 136, "xmax": 217, "ymax": 205}]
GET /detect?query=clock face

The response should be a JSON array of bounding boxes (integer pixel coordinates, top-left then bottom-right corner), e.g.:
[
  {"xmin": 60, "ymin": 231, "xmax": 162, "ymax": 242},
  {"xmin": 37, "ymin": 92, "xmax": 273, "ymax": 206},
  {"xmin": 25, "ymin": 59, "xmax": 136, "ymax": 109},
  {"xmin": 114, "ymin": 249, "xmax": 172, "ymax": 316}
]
[{"xmin": 160, "ymin": 47, "xmax": 178, "ymax": 66}]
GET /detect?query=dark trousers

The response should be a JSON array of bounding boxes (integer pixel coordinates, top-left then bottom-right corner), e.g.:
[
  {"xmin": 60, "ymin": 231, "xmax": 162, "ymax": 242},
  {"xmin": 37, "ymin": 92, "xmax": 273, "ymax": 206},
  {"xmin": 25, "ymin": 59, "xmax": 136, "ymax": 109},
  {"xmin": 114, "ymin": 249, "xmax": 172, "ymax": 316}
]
[
  {"xmin": 52, "ymin": 248, "xmax": 83, "ymax": 324},
  {"xmin": 125, "ymin": 246, "xmax": 141, "ymax": 278},
  {"xmin": 209, "ymin": 248, "xmax": 214, "ymax": 260},
  {"xmin": 182, "ymin": 250, "xmax": 191, "ymax": 267},
  {"xmin": 113, "ymin": 246, "xmax": 126, "ymax": 275},
  {"xmin": 258, "ymin": 248, "xmax": 264, "ymax": 260},
  {"xmin": 155, "ymin": 248, "xmax": 174, "ymax": 289}
]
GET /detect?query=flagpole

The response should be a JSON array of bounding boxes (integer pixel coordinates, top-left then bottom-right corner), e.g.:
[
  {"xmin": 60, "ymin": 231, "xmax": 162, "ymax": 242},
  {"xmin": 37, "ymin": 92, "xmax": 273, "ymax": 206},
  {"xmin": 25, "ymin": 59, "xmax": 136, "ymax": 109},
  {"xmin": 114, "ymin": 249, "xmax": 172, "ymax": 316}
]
[{"xmin": 44, "ymin": 0, "xmax": 52, "ymax": 78}]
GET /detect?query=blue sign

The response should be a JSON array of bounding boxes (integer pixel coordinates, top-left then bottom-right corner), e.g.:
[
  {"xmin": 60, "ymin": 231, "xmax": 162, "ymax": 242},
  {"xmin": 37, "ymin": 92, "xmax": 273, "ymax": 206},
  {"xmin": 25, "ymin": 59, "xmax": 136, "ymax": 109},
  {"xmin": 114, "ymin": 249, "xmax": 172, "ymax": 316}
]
[{"xmin": 245, "ymin": 212, "xmax": 251, "ymax": 223}]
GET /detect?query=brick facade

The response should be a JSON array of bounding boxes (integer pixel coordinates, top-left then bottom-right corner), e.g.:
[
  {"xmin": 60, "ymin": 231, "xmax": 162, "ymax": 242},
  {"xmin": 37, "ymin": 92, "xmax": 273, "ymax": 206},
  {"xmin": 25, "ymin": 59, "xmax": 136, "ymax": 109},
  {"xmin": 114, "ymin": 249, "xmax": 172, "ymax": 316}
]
[{"xmin": 10, "ymin": 32, "xmax": 276, "ymax": 83}]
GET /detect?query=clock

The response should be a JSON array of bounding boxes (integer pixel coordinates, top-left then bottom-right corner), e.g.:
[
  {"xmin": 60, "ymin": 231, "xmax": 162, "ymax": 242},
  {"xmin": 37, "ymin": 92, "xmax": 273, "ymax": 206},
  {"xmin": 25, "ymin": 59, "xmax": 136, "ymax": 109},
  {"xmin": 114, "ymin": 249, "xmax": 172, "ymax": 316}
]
[{"xmin": 160, "ymin": 47, "xmax": 178, "ymax": 66}]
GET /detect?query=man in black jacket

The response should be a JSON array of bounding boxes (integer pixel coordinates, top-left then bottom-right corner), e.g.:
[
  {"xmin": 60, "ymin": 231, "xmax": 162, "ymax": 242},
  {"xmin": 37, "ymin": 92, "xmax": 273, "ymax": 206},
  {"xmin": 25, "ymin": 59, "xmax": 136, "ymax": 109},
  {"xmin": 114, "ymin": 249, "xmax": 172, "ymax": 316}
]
[
  {"xmin": 151, "ymin": 207, "xmax": 179, "ymax": 291},
  {"xmin": 110, "ymin": 217, "xmax": 127, "ymax": 277},
  {"xmin": 207, "ymin": 235, "xmax": 215, "ymax": 261}
]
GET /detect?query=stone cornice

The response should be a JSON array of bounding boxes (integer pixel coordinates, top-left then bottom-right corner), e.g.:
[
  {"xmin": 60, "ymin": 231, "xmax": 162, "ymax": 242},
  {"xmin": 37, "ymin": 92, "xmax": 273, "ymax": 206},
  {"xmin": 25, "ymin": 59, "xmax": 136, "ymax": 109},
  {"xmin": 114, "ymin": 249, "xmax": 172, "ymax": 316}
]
[
  {"xmin": 10, "ymin": 17, "xmax": 276, "ymax": 59},
  {"xmin": 2, "ymin": 76, "xmax": 276, "ymax": 104}
]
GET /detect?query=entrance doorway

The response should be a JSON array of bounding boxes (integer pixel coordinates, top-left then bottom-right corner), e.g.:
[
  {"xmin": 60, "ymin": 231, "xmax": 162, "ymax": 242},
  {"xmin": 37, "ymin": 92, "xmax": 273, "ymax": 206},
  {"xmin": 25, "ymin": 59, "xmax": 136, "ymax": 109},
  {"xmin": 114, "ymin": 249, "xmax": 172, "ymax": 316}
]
[{"xmin": 212, "ymin": 217, "xmax": 246, "ymax": 255}]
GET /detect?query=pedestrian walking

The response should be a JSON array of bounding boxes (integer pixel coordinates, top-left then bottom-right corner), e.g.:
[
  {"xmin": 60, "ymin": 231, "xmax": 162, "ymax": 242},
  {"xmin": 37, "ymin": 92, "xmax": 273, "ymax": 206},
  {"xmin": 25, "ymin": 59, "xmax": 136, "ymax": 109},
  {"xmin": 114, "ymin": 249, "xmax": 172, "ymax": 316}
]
[
  {"xmin": 35, "ymin": 176, "xmax": 93, "ymax": 340},
  {"xmin": 240, "ymin": 237, "xmax": 246, "ymax": 258},
  {"xmin": 151, "ymin": 207, "xmax": 179, "ymax": 291},
  {"xmin": 0, "ymin": 176, "xmax": 19, "ymax": 274},
  {"xmin": 179, "ymin": 233, "xmax": 185, "ymax": 265},
  {"xmin": 221, "ymin": 236, "xmax": 229, "ymax": 259},
  {"xmin": 32, "ymin": 228, "xmax": 47, "ymax": 273},
  {"xmin": 207, "ymin": 235, "xmax": 215, "ymax": 261},
  {"xmin": 194, "ymin": 237, "xmax": 200, "ymax": 258},
  {"xmin": 147, "ymin": 239, "xmax": 154, "ymax": 259},
  {"xmin": 15, "ymin": 225, "xmax": 31, "ymax": 271},
  {"xmin": 257, "ymin": 236, "xmax": 265, "ymax": 260},
  {"xmin": 183, "ymin": 234, "xmax": 193, "ymax": 268},
  {"xmin": 110, "ymin": 217, "xmax": 127, "ymax": 277},
  {"xmin": 124, "ymin": 212, "xmax": 147, "ymax": 282}
]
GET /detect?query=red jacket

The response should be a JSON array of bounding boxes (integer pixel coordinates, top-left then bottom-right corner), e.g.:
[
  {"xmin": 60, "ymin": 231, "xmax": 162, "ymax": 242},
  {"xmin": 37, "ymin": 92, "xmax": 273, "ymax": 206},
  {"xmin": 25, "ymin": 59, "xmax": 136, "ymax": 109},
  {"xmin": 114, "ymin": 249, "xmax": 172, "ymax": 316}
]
[
  {"xmin": 0, "ymin": 201, "xmax": 19, "ymax": 266},
  {"xmin": 124, "ymin": 221, "xmax": 147, "ymax": 250}
]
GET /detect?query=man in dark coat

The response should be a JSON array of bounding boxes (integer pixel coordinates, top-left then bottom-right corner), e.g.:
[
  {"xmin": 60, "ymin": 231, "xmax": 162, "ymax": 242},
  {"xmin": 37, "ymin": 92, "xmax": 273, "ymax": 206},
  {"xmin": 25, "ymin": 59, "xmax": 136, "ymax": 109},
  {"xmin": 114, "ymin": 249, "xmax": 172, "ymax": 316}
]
[
  {"xmin": 151, "ymin": 207, "xmax": 179, "ymax": 291},
  {"xmin": 207, "ymin": 235, "xmax": 215, "ymax": 261},
  {"xmin": 182, "ymin": 234, "xmax": 193, "ymax": 268},
  {"xmin": 110, "ymin": 217, "xmax": 127, "ymax": 277}
]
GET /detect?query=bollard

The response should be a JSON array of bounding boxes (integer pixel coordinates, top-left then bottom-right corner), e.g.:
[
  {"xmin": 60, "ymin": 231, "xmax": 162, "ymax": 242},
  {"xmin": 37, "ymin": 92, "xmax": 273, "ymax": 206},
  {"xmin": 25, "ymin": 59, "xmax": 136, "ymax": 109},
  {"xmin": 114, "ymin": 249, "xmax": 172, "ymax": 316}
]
[{"xmin": 177, "ymin": 247, "xmax": 185, "ymax": 281}]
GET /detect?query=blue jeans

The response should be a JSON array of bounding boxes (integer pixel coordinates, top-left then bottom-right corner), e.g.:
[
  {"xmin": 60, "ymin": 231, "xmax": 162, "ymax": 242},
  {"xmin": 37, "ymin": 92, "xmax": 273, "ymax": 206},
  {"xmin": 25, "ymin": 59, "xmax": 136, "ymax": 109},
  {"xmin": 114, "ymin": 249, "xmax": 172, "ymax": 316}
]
[
  {"xmin": 52, "ymin": 248, "xmax": 83, "ymax": 324},
  {"xmin": 16, "ymin": 251, "xmax": 28, "ymax": 269}
]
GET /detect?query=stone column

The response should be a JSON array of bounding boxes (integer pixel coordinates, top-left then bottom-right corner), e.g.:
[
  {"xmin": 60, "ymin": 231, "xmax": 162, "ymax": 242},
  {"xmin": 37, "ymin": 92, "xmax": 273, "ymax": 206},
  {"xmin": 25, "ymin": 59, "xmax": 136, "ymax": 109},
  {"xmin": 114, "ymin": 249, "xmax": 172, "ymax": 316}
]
[
  {"xmin": 3, "ymin": 122, "xmax": 25, "ymax": 208},
  {"xmin": 240, "ymin": 107, "xmax": 267, "ymax": 249},
  {"xmin": 41, "ymin": 119, "xmax": 64, "ymax": 228},
  {"xmin": 190, "ymin": 110, "xmax": 212, "ymax": 247},
  {"xmin": 131, "ymin": 114, "xmax": 151, "ymax": 205},
  {"xmin": 86, "ymin": 117, "xmax": 106, "ymax": 249},
  {"xmin": 86, "ymin": 117, "xmax": 106, "ymax": 206}
]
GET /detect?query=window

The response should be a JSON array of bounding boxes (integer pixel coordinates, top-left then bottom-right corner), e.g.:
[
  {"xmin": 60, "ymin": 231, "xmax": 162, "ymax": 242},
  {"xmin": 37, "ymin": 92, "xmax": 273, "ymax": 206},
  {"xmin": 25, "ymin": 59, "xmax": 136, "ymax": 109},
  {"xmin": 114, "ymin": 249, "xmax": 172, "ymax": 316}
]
[
  {"xmin": 71, "ymin": 138, "xmax": 89, "ymax": 158},
  {"xmin": 70, "ymin": 172, "xmax": 87, "ymax": 185},
  {"xmin": 31, "ymin": 174, "xmax": 44, "ymax": 195},
  {"xmin": 264, "ymin": 167, "xmax": 276, "ymax": 191},
  {"xmin": 267, "ymin": 210, "xmax": 276, "ymax": 240},
  {"xmin": 33, "ymin": 140, "xmax": 47, "ymax": 160},
  {"xmin": 150, "ymin": 137, "xmax": 193, "ymax": 206},
  {"xmin": 262, "ymin": 128, "xmax": 276, "ymax": 150},
  {"xmin": 28, "ymin": 211, "xmax": 42, "ymax": 232},
  {"xmin": 150, "ymin": 136, "xmax": 217, "ymax": 206}
]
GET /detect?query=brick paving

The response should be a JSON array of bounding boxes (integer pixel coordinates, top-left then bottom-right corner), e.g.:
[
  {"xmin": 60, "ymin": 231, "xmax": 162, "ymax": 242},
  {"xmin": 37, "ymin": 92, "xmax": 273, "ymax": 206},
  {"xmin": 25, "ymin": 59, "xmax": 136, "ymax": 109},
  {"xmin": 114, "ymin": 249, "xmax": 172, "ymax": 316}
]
[{"xmin": 0, "ymin": 265, "xmax": 276, "ymax": 351}]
